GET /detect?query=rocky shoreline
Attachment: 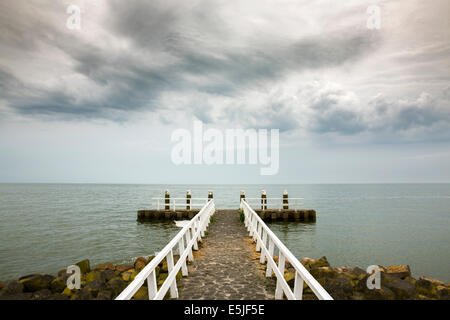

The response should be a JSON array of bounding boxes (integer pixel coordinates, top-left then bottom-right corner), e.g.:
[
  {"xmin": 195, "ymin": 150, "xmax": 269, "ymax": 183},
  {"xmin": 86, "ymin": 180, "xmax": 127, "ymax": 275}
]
[{"xmin": 0, "ymin": 255, "xmax": 448, "ymax": 300}]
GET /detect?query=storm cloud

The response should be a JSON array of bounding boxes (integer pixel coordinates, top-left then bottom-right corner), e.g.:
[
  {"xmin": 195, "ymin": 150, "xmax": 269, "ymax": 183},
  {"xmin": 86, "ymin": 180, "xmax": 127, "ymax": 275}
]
[{"xmin": 0, "ymin": 0, "xmax": 449, "ymax": 141}]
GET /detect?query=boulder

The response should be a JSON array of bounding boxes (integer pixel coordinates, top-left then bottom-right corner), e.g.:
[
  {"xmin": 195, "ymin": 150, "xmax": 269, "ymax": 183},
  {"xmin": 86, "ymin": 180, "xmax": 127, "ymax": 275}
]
[
  {"xmin": 61, "ymin": 287, "xmax": 74, "ymax": 297},
  {"xmin": 75, "ymin": 259, "xmax": 91, "ymax": 273},
  {"xmin": 115, "ymin": 264, "xmax": 133, "ymax": 273},
  {"xmin": 31, "ymin": 289, "xmax": 52, "ymax": 300},
  {"xmin": 133, "ymin": 286, "xmax": 149, "ymax": 300},
  {"xmin": 382, "ymin": 274, "xmax": 416, "ymax": 299},
  {"xmin": 96, "ymin": 289, "xmax": 113, "ymax": 300},
  {"xmin": 134, "ymin": 257, "xmax": 147, "ymax": 271},
  {"xmin": 122, "ymin": 271, "xmax": 133, "ymax": 282},
  {"xmin": 19, "ymin": 274, "xmax": 55, "ymax": 292},
  {"xmin": 85, "ymin": 279, "xmax": 106, "ymax": 297},
  {"xmin": 311, "ymin": 266, "xmax": 337, "ymax": 279},
  {"xmin": 301, "ymin": 256, "xmax": 330, "ymax": 271},
  {"xmin": 0, "ymin": 281, "xmax": 4, "ymax": 290},
  {"xmin": 385, "ymin": 265, "xmax": 411, "ymax": 279},
  {"xmin": 94, "ymin": 263, "xmax": 115, "ymax": 271},
  {"xmin": 85, "ymin": 270, "xmax": 106, "ymax": 283},
  {"xmin": 284, "ymin": 272, "xmax": 296, "ymax": 287},
  {"xmin": 437, "ymin": 285, "xmax": 449, "ymax": 300},
  {"xmin": 50, "ymin": 277, "xmax": 67, "ymax": 293},
  {"xmin": 106, "ymin": 277, "xmax": 128, "ymax": 297},
  {"xmin": 103, "ymin": 269, "xmax": 116, "ymax": 281},
  {"xmin": 70, "ymin": 287, "xmax": 93, "ymax": 300},
  {"xmin": 4, "ymin": 280, "xmax": 24, "ymax": 294},
  {"xmin": 363, "ymin": 286, "xmax": 396, "ymax": 300}
]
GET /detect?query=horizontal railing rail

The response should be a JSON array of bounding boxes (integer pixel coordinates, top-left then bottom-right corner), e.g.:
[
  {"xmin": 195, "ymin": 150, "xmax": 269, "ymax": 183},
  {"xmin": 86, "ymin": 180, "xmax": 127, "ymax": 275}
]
[
  {"xmin": 243, "ymin": 197, "xmax": 304, "ymax": 210},
  {"xmin": 240, "ymin": 199, "xmax": 333, "ymax": 300},
  {"xmin": 152, "ymin": 197, "xmax": 209, "ymax": 210},
  {"xmin": 116, "ymin": 200, "xmax": 215, "ymax": 300}
]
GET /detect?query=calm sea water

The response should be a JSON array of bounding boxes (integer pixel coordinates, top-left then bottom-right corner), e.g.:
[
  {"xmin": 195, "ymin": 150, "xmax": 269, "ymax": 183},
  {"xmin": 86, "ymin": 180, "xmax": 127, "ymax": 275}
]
[{"xmin": 0, "ymin": 184, "xmax": 449, "ymax": 282}]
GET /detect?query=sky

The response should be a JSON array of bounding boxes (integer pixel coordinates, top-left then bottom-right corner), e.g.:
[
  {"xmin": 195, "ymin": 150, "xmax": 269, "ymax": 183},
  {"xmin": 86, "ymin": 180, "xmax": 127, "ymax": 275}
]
[{"xmin": 0, "ymin": 0, "xmax": 449, "ymax": 184}]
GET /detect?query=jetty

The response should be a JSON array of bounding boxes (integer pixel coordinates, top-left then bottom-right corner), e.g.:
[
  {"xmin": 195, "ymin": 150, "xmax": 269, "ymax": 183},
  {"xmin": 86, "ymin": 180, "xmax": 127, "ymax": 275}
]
[{"xmin": 117, "ymin": 191, "xmax": 332, "ymax": 300}]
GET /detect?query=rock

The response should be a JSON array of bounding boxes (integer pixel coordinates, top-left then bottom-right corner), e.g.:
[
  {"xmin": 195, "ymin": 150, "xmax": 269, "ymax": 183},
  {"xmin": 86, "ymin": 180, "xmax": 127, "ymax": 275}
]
[
  {"xmin": 382, "ymin": 274, "xmax": 416, "ymax": 299},
  {"xmin": 4, "ymin": 280, "xmax": 24, "ymax": 294},
  {"xmin": 75, "ymin": 259, "xmax": 91, "ymax": 273},
  {"xmin": 311, "ymin": 266, "xmax": 337, "ymax": 279},
  {"xmin": 134, "ymin": 257, "xmax": 147, "ymax": 271},
  {"xmin": 0, "ymin": 281, "xmax": 4, "ymax": 290},
  {"xmin": 50, "ymin": 277, "xmax": 67, "ymax": 293},
  {"xmin": 31, "ymin": 289, "xmax": 52, "ymax": 300},
  {"xmin": 48, "ymin": 293, "xmax": 69, "ymax": 300},
  {"xmin": 85, "ymin": 270, "xmax": 106, "ymax": 283},
  {"xmin": 116, "ymin": 264, "xmax": 133, "ymax": 273},
  {"xmin": 284, "ymin": 272, "xmax": 296, "ymax": 287},
  {"xmin": 437, "ymin": 285, "xmax": 449, "ymax": 299},
  {"xmin": 106, "ymin": 277, "xmax": 127, "ymax": 297},
  {"xmin": 322, "ymin": 276, "xmax": 353, "ymax": 300},
  {"xmin": 301, "ymin": 256, "xmax": 330, "ymax": 271},
  {"xmin": 364, "ymin": 286, "xmax": 396, "ymax": 300},
  {"xmin": 133, "ymin": 286, "xmax": 148, "ymax": 300},
  {"xmin": 385, "ymin": 265, "xmax": 411, "ymax": 279},
  {"xmin": 103, "ymin": 269, "xmax": 116, "ymax": 281},
  {"xmin": 0, "ymin": 291, "xmax": 32, "ymax": 300},
  {"xmin": 96, "ymin": 289, "xmax": 113, "ymax": 300},
  {"xmin": 57, "ymin": 269, "xmax": 67, "ymax": 277},
  {"xmin": 19, "ymin": 274, "xmax": 55, "ymax": 292},
  {"xmin": 85, "ymin": 279, "xmax": 106, "ymax": 297},
  {"xmin": 61, "ymin": 287, "xmax": 74, "ymax": 297},
  {"xmin": 157, "ymin": 273, "xmax": 168, "ymax": 286},
  {"xmin": 95, "ymin": 263, "xmax": 115, "ymax": 271},
  {"xmin": 122, "ymin": 271, "xmax": 133, "ymax": 282},
  {"xmin": 147, "ymin": 255, "xmax": 155, "ymax": 263},
  {"xmin": 70, "ymin": 287, "xmax": 93, "ymax": 300},
  {"xmin": 418, "ymin": 276, "xmax": 444, "ymax": 287}
]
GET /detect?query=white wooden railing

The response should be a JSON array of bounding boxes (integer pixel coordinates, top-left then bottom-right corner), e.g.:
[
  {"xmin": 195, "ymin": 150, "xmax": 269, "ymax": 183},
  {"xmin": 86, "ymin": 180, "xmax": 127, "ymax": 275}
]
[
  {"xmin": 244, "ymin": 197, "xmax": 304, "ymax": 210},
  {"xmin": 240, "ymin": 200, "xmax": 333, "ymax": 300},
  {"xmin": 152, "ymin": 197, "xmax": 209, "ymax": 210},
  {"xmin": 116, "ymin": 200, "xmax": 215, "ymax": 300}
]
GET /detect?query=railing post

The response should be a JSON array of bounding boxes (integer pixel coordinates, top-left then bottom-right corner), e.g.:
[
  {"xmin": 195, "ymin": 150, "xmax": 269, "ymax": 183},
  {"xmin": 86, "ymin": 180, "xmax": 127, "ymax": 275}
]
[
  {"xmin": 293, "ymin": 271, "xmax": 304, "ymax": 300},
  {"xmin": 186, "ymin": 190, "xmax": 191, "ymax": 210},
  {"xmin": 283, "ymin": 190, "xmax": 288, "ymax": 209},
  {"xmin": 186, "ymin": 231, "xmax": 194, "ymax": 261},
  {"xmin": 178, "ymin": 238, "xmax": 188, "ymax": 276},
  {"xmin": 166, "ymin": 250, "xmax": 179, "ymax": 298},
  {"xmin": 165, "ymin": 190, "xmax": 170, "ymax": 210},
  {"xmin": 192, "ymin": 225, "xmax": 199, "ymax": 251},
  {"xmin": 147, "ymin": 270, "xmax": 158, "ymax": 300},
  {"xmin": 240, "ymin": 190, "xmax": 245, "ymax": 204},
  {"xmin": 256, "ymin": 223, "xmax": 262, "ymax": 251},
  {"xmin": 261, "ymin": 190, "xmax": 267, "ymax": 210},
  {"xmin": 266, "ymin": 239, "xmax": 275, "ymax": 277},
  {"xmin": 275, "ymin": 252, "xmax": 286, "ymax": 299},
  {"xmin": 260, "ymin": 229, "xmax": 267, "ymax": 263}
]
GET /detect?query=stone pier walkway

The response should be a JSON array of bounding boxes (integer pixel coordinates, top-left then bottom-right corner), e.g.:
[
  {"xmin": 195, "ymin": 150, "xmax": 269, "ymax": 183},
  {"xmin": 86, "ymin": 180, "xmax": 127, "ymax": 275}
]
[{"xmin": 177, "ymin": 210, "xmax": 276, "ymax": 300}]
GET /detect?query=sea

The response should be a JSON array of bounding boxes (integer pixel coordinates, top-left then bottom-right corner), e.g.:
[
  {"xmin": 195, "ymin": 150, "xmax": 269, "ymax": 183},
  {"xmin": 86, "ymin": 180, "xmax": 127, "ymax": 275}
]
[{"xmin": 0, "ymin": 183, "xmax": 449, "ymax": 282}]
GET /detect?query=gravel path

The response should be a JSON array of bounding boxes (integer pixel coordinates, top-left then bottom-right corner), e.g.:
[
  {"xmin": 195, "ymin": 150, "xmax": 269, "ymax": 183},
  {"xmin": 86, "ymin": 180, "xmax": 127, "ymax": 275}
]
[{"xmin": 177, "ymin": 210, "xmax": 276, "ymax": 300}]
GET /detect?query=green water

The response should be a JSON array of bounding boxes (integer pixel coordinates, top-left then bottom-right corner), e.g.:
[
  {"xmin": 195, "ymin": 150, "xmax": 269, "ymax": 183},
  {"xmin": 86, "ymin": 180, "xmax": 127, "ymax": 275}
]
[{"xmin": 0, "ymin": 183, "xmax": 449, "ymax": 282}]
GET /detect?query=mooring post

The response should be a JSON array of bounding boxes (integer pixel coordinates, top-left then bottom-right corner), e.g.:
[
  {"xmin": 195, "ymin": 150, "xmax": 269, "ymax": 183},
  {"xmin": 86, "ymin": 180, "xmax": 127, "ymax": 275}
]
[
  {"xmin": 240, "ymin": 190, "xmax": 245, "ymax": 204},
  {"xmin": 261, "ymin": 190, "xmax": 267, "ymax": 210},
  {"xmin": 283, "ymin": 189, "xmax": 289, "ymax": 209},
  {"xmin": 165, "ymin": 190, "xmax": 170, "ymax": 210},
  {"xmin": 186, "ymin": 190, "xmax": 191, "ymax": 210}
]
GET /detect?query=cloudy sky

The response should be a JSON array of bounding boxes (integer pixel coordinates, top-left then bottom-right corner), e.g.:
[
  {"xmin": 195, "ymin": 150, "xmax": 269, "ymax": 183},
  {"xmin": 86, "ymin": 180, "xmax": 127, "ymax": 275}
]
[{"xmin": 0, "ymin": 0, "xmax": 449, "ymax": 183}]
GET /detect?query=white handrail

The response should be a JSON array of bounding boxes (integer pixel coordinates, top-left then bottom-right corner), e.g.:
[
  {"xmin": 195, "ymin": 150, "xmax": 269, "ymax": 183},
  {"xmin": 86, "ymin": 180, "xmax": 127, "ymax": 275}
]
[
  {"xmin": 243, "ymin": 197, "xmax": 304, "ymax": 210},
  {"xmin": 152, "ymin": 197, "xmax": 209, "ymax": 211},
  {"xmin": 240, "ymin": 200, "xmax": 333, "ymax": 300},
  {"xmin": 116, "ymin": 200, "xmax": 215, "ymax": 300}
]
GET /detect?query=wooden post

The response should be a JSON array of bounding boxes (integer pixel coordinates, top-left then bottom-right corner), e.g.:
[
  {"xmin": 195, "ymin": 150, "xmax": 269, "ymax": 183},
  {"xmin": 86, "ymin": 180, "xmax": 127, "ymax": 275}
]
[
  {"xmin": 186, "ymin": 190, "xmax": 191, "ymax": 210},
  {"xmin": 261, "ymin": 190, "xmax": 267, "ymax": 210},
  {"xmin": 283, "ymin": 189, "xmax": 289, "ymax": 209},
  {"xmin": 240, "ymin": 190, "xmax": 245, "ymax": 203},
  {"xmin": 164, "ymin": 190, "xmax": 170, "ymax": 210}
]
